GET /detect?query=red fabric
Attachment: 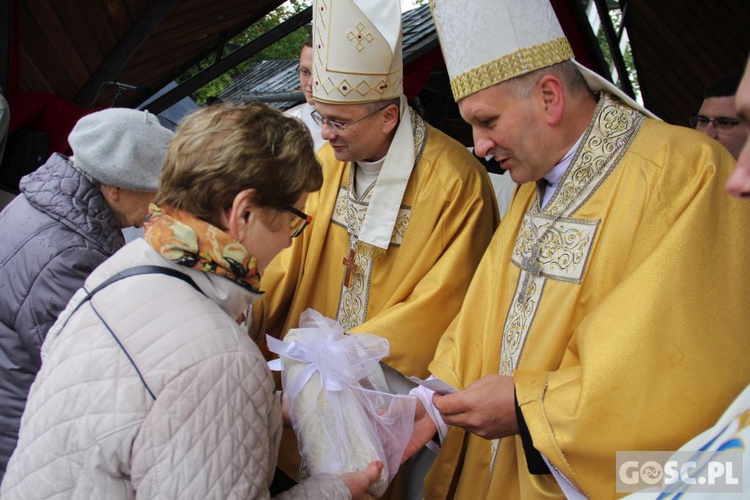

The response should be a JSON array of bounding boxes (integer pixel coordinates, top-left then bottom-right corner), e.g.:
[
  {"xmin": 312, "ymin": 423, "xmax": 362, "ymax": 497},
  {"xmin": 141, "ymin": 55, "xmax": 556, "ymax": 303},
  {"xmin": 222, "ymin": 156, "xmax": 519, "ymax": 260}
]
[
  {"xmin": 404, "ymin": 47, "xmax": 444, "ymax": 99},
  {"xmin": 9, "ymin": 92, "xmax": 98, "ymax": 156},
  {"xmin": 5, "ymin": 0, "xmax": 96, "ymax": 156}
]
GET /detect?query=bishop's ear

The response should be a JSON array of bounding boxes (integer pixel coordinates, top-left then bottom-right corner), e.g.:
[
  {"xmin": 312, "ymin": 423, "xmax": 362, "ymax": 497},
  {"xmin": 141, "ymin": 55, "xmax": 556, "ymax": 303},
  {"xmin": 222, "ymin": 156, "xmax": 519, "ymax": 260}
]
[
  {"xmin": 537, "ymin": 75, "xmax": 565, "ymax": 126},
  {"xmin": 381, "ymin": 102, "xmax": 401, "ymax": 135}
]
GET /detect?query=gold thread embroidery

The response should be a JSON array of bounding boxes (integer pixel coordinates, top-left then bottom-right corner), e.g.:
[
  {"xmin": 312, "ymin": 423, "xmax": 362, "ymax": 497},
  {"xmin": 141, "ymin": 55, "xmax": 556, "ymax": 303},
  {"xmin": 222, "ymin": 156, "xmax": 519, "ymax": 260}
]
[
  {"xmin": 512, "ymin": 214, "xmax": 600, "ymax": 284},
  {"xmin": 331, "ymin": 187, "xmax": 409, "ymax": 247},
  {"xmin": 503, "ymin": 95, "xmax": 643, "ymax": 370},
  {"xmin": 348, "ymin": 22, "xmax": 374, "ymax": 51},
  {"xmin": 489, "ymin": 94, "xmax": 645, "ymax": 469},
  {"xmin": 334, "ymin": 110, "xmax": 427, "ymax": 329},
  {"xmin": 319, "ymin": 76, "xmax": 402, "ymax": 100},
  {"xmin": 450, "ymin": 38, "xmax": 574, "ymax": 101}
]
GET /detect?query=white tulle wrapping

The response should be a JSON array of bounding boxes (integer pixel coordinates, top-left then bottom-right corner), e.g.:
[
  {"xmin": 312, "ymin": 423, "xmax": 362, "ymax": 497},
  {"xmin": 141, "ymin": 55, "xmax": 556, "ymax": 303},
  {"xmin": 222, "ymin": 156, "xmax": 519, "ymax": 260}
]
[{"xmin": 267, "ymin": 309, "xmax": 416, "ymax": 496}]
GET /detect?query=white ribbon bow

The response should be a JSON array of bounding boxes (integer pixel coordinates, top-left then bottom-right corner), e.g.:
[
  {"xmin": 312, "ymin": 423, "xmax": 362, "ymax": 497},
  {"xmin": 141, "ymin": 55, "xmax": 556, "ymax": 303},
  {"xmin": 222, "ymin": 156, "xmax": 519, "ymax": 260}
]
[{"xmin": 267, "ymin": 309, "xmax": 389, "ymax": 399}]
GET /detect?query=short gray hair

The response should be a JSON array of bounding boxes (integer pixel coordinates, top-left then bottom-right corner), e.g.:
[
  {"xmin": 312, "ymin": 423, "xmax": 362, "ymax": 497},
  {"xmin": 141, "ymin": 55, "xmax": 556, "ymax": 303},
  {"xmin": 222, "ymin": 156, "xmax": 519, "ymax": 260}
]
[
  {"xmin": 500, "ymin": 60, "xmax": 591, "ymax": 98},
  {"xmin": 363, "ymin": 97, "xmax": 401, "ymax": 113}
]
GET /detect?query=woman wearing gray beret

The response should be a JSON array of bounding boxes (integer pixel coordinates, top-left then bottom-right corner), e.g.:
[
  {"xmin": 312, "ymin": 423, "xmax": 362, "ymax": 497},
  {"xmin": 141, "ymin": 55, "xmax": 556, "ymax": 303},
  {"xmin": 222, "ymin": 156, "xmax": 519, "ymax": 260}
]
[{"xmin": 0, "ymin": 107, "xmax": 173, "ymax": 481}]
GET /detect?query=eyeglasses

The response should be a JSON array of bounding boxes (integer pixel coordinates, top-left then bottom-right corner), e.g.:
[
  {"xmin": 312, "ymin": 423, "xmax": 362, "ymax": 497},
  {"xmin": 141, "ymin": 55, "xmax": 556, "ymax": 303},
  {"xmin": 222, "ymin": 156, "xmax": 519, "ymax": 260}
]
[
  {"xmin": 284, "ymin": 205, "xmax": 312, "ymax": 238},
  {"xmin": 298, "ymin": 67, "xmax": 312, "ymax": 79},
  {"xmin": 689, "ymin": 115, "xmax": 742, "ymax": 132},
  {"xmin": 310, "ymin": 106, "xmax": 389, "ymax": 136}
]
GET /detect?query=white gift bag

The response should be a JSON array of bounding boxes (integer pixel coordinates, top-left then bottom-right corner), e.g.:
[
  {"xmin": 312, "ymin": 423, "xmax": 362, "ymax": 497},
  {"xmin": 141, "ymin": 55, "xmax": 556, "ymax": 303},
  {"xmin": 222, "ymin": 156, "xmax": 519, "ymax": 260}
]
[{"xmin": 267, "ymin": 309, "xmax": 417, "ymax": 497}]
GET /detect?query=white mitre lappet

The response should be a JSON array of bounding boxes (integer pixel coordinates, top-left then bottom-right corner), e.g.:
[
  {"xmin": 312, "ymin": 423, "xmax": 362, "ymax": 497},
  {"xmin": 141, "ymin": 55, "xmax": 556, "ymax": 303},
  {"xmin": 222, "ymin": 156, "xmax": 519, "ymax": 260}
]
[
  {"xmin": 312, "ymin": 0, "xmax": 417, "ymax": 251},
  {"xmin": 430, "ymin": 0, "xmax": 655, "ymax": 118}
]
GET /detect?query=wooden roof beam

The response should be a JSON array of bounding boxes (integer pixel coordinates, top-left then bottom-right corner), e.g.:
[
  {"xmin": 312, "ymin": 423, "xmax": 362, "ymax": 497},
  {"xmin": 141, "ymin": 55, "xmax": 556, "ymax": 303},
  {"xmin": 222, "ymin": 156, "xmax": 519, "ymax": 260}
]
[
  {"xmin": 143, "ymin": 5, "xmax": 311, "ymax": 115},
  {"xmin": 74, "ymin": 0, "xmax": 181, "ymax": 108}
]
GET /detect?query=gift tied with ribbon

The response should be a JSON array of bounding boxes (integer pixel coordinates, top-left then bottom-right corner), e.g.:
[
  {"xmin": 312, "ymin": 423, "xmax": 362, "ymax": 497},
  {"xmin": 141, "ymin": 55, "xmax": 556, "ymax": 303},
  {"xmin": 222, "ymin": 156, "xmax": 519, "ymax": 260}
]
[{"xmin": 267, "ymin": 309, "xmax": 416, "ymax": 497}]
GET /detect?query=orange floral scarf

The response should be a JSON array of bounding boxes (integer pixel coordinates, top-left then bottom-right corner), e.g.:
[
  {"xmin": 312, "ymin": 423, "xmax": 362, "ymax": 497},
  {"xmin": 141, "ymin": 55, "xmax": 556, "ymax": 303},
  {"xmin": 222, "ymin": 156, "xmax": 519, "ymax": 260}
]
[{"xmin": 143, "ymin": 204, "xmax": 261, "ymax": 293}]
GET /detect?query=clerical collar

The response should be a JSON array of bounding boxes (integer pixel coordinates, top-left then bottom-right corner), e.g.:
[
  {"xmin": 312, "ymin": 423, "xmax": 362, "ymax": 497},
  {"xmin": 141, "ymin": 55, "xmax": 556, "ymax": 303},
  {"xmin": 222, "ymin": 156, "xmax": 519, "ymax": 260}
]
[
  {"xmin": 540, "ymin": 134, "xmax": 585, "ymax": 208},
  {"xmin": 354, "ymin": 157, "xmax": 385, "ymax": 198}
]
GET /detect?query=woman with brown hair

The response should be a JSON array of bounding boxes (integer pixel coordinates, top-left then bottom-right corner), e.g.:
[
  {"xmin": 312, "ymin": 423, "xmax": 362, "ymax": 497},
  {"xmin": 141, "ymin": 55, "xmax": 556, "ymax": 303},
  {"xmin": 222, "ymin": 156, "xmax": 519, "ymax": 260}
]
[{"xmin": 1, "ymin": 103, "xmax": 380, "ymax": 499}]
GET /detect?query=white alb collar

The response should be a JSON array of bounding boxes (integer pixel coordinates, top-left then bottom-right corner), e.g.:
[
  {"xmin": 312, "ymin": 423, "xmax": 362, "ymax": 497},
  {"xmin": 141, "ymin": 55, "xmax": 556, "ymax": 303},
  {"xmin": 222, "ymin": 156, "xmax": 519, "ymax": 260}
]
[
  {"xmin": 357, "ymin": 95, "xmax": 415, "ymax": 249},
  {"xmin": 541, "ymin": 134, "xmax": 584, "ymax": 208}
]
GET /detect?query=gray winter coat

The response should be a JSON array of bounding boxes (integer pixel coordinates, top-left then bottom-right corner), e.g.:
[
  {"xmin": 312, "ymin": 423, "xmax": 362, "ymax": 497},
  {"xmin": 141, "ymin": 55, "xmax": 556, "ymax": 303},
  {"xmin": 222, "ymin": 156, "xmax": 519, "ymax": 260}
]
[{"xmin": 0, "ymin": 153, "xmax": 124, "ymax": 480}]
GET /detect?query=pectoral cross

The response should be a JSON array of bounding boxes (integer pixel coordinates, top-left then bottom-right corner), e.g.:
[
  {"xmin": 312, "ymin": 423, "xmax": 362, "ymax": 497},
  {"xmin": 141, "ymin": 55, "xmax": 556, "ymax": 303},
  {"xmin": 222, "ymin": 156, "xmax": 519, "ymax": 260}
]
[
  {"xmin": 516, "ymin": 242, "xmax": 542, "ymax": 306},
  {"xmin": 342, "ymin": 248, "xmax": 359, "ymax": 288},
  {"xmin": 521, "ymin": 243, "xmax": 542, "ymax": 275}
]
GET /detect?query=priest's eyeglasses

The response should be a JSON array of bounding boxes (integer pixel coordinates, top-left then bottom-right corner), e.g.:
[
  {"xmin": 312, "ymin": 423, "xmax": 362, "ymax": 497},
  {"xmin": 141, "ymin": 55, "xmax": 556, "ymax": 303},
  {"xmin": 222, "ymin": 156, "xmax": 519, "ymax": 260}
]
[
  {"xmin": 689, "ymin": 115, "xmax": 742, "ymax": 132},
  {"xmin": 310, "ymin": 106, "xmax": 388, "ymax": 135},
  {"xmin": 284, "ymin": 205, "xmax": 312, "ymax": 238}
]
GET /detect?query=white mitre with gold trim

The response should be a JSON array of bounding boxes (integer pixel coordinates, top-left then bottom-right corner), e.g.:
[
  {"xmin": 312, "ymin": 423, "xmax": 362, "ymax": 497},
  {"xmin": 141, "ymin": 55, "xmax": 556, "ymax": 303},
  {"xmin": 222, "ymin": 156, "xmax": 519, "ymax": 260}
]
[
  {"xmin": 430, "ymin": 0, "xmax": 654, "ymax": 117},
  {"xmin": 312, "ymin": 0, "xmax": 403, "ymax": 104}
]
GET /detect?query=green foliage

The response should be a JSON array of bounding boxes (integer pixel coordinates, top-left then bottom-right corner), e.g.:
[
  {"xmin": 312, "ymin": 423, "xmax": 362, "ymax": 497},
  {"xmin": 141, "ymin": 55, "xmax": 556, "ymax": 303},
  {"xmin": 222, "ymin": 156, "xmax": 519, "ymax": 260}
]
[
  {"xmin": 179, "ymin": 0, "xmax": 312, "ymax": 106},
  {"xmin": 595, "ymin": 9, "xmax": 641, "ymax": 99}
]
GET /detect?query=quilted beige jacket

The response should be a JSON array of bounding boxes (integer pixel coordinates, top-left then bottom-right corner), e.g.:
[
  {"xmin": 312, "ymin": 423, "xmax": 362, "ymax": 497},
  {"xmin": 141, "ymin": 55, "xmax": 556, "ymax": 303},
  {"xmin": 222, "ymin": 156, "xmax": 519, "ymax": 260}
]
[{"xmin": 1, "ymin": 239, "xmax": 349, "ymax": 499}]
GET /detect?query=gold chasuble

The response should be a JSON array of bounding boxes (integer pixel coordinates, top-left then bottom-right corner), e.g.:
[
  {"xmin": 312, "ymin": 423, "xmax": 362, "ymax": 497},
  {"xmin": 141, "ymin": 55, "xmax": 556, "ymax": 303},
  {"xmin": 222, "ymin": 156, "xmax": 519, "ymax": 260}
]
[
  {"xmin": 425, "ymin": 94, "xmax": 750, "ymax": 499},
  {"xmin": 251, "ymin": 110, "xmax": 499, "ymax": 480}
]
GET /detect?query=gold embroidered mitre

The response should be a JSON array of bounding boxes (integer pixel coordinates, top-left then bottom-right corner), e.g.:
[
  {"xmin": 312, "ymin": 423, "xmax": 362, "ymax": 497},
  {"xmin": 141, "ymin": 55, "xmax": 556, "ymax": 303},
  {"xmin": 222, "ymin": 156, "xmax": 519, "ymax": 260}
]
[
  {"xmin": 312, "ymin": 0, "xmax": 403, "ymax": 104},
  {"xmin": 430, "ymin": 0, "xmax": 655, "ymax": 117},
  {"xmin": 430, "ymin": 0, "xmax": 572, "ymax": 101}
]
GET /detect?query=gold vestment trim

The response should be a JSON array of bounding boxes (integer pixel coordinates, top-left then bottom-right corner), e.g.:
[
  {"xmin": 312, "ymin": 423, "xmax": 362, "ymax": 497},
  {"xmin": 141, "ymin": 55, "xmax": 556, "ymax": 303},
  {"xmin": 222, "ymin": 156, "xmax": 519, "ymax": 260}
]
[
  {"xmin": 490, "ymin": 93, "xmax": 645, "ymax": 472},
  {"xmin": 334, "ymin": 110, "xmax": 427, "ymax": 330},
  {"xmin": 450, "ymin": 37, "xmax": 573, "ymax": 101}
]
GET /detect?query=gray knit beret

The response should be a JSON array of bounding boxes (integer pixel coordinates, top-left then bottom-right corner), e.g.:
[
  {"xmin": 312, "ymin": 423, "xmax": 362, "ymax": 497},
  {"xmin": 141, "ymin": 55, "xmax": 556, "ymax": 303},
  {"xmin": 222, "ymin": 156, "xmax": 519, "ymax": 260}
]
[{"xmin": 69, "ymin": 108, "xmax": 173, "ymax": 191}]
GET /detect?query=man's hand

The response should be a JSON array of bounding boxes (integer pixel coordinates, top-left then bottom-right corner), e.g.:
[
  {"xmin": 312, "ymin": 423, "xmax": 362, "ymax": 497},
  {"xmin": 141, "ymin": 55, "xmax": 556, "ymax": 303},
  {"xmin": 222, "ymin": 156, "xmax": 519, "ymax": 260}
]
[
  {"xmin": 340, "ymin": 460, "xmax": 383, "ymax": 499},
  {"xmin": 433, "ymin": 374, "xmax": 518, "ymax": 440},
  {"xmin": 401, "ymin": 399, "xmax": 437, "ymax": 463}
]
